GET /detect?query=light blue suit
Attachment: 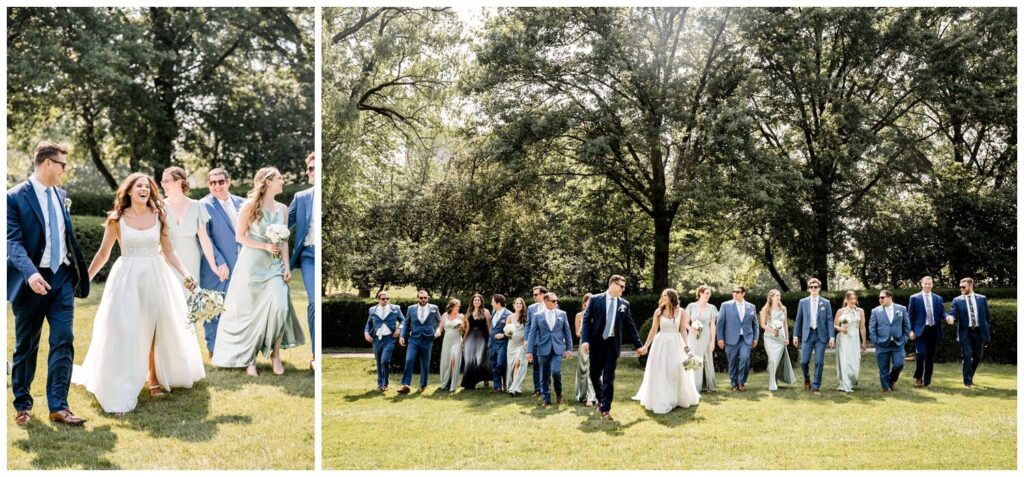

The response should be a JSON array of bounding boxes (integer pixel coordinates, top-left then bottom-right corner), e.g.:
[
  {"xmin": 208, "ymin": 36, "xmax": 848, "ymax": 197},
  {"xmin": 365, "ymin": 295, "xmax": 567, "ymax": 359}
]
[
  {"xmin": 365, "ymin": 304, "xmax": 405, "ymax": 388},
  {"xmin": 716, "ymin": 300, "xmax": 759, "ymax": 388},
  {"xmin": 401, "ymin": 304, "xmax": 440, "ymax": 389},
  {"xmin": 288, "ymin": 188, "xmax": 315, "ymax": 354},
  {"xmin": 527, "ymin": 307, "xmax": 573, "ymax": 404},
  {"xmin": 869, "ymin": 304, "xmax": 910, "ymax": 390},
  {"xmin": 199, "ymin": 193, "xmax": 244, "ymax": 355},
  {"xmin": 793, "ymin": 295, "xmax": 835, "ymax": 390}
]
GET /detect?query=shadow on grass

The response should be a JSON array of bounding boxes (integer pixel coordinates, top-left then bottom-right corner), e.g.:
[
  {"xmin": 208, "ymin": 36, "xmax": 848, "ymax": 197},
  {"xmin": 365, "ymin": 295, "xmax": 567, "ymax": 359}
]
[
  {"xmin": 14, "ymin": 423, "xmax": 119, "ymax": 469},
  {"xmin": 205, "ymin": 363, "xmax": 314, "ymax": 399}
]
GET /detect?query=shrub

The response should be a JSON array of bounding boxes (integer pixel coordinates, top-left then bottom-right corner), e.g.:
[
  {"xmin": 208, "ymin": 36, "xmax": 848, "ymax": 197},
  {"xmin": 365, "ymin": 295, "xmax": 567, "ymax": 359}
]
[{"xmin": 70, "ymin": 215, "xmax": 119, "ymax": 282}]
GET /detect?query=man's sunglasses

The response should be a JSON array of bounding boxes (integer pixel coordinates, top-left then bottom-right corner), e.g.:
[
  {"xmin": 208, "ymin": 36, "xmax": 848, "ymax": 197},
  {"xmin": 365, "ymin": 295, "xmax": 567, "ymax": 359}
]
[{"xmin": 208, "ymin": 179, "xmax": 227, "ymax": 186}]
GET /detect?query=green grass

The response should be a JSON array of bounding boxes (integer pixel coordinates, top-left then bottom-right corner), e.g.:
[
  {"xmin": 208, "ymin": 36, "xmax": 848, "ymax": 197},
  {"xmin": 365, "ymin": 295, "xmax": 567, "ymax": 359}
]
[
  {"xmin": 323, "ymin": 352, "xmax": 1016, "ymax": 469},
  {"xmin": 7, "ymin": 275, "xmax": 315, "ymax": 470}
]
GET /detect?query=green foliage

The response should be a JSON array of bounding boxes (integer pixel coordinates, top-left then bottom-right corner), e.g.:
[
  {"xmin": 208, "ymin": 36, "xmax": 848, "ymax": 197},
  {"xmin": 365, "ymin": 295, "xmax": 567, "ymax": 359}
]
[
  {"xmin": 7, "ymin": 7, "xmax": 314, "ymax": 188},
  {"xmin": 70, "ymin": 215, "xmax": 119, "ymax": 282}
]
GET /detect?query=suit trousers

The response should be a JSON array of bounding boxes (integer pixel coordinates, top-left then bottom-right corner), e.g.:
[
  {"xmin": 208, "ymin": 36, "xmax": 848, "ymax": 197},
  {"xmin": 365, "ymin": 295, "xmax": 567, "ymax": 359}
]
[
  {"xmin": 961, "ymin": 328, "xmax": 985, "ymax": 385},
  {"xmin": 11, "ymin": 265, "xmax": 75, "ymax": 412},
  {"xmin": 875, "ymin": 342, "xmax": 905, "ymax": 390},
  {"xmin": 800, "ymin": 332, "xmax": 827, "ymax": 389},
  {"xmin": 913, "ymin": 324, "xmax": 940, "ymax": 385}
]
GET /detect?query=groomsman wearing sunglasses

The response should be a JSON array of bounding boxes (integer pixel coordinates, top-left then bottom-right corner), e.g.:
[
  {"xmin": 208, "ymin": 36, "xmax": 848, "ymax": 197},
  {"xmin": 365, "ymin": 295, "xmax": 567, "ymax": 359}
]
[
  {"xmin": 792, "ymin": 278, "xmax": 834, "ymax": 394},
  {"xmin": 946, "ymin": 277, "xmax": 992, "ymax": 389}
]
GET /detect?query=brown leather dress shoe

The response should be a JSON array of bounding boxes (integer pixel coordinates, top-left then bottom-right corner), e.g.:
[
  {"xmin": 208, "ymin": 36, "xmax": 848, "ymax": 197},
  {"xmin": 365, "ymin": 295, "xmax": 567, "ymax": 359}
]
[
  {"xmin": 15, "ymin": 410, "xmax": 31, "ymax": 426},
  {"xmin": 914, "ymin": 379, "xmax": 924, "ymax": 388},
  {"xmin": 556, "ymin": 394, "xmax": 564, "ymax": 404},
  {"xmin": 804, "ymin": 380, "xmax": 811, "ymax": 390},
  {"xmin": 601, "ymin": 412, "xmax": 613, "ymax": 421},
  {"xmin": 738, "ymin": 384, "xmax": 746, "ymax": 391},
  {"xmin": 49, "ymin": 409, "xmax": 86, "ymax": 426},
  {"xmin": 397, "ymin": 386, "xmax": 411, "ymax": 394}
]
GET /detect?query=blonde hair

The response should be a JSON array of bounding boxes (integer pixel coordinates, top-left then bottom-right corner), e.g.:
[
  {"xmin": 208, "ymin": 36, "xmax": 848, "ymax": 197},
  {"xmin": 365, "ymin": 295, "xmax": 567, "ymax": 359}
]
[
  {"xmin": 695, "ymin": 285, "xmax": 712, "ymax": 298},
  {"xmin": 761, "ymin": 289, "xmax": 784, "ymax": 316},
  {"xmin": 247, "ymin": 167, "xmax": 282, "ymax": 224}
]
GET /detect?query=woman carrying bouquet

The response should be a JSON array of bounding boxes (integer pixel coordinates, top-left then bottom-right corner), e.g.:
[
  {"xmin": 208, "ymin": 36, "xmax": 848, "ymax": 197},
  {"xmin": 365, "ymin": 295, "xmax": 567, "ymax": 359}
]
[
  {"xmin": 834, "ymin": 290, "xmax": 866, "ymax": 392},
  {"xmin": 632, "ymin": 288, "xmax": 700, "ymax": 414},
  {"xmin": 684, "ymin": 285, "xmax": 718, "ymax": 392},
  {"xmin": 759, "ymin": 289, "xmax": 795, "ymax": 391},
  {"xmin": 211, "ymin": 167, "xmax": 304, "ymax": 376},
  {"xmin": 438, "ymin": 299, "xmax": 465, "ymax": 392}
]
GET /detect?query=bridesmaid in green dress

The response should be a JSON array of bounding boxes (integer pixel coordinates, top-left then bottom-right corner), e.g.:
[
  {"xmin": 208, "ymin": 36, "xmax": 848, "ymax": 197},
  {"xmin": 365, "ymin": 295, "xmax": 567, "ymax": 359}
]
[
  {"xmin": 438, "ymin": 299, "xmax": 464, "ymax": 392},
  {"xmin": 684, "ymin": 285, "xmax": 718, "ymax": 392},
  {"xmin": 504, "ymin": 298, "xmax": 528, "ymax": 396},
  {"xmin": 760, "ymin": 289, "xmax": 795, "ymax": 391},
  {"xmin": 834, "ymin": 290, "xmax": 867, "ymax": 392},
  {"xmin": 211, "ymin": 167, "xmax": 305, "ymax": 376},
  {"xmin": 160, "ymin": 166, "xmax": 225, "ymax": 289},
  {"xmin": 574, "ymin": 293, "xmax": 596, "ymax": 406}
]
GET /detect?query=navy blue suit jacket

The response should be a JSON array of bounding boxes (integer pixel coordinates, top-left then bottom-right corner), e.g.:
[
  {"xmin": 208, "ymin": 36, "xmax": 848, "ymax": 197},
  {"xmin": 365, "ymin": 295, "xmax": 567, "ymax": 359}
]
[
  {"xmin": 7, "ymin": 180, "xmax": 89, "ymax": 303},
  {"xmin": 908, "ymin": 292, "xmax": 944, "ymax": 338},
  {"xmin": 580, "ymin": 293, "xmax": 642, "ymax": 352},
  {"xmin": 287, "ymin": 187, "xmax": 313, "ymax": 270}
]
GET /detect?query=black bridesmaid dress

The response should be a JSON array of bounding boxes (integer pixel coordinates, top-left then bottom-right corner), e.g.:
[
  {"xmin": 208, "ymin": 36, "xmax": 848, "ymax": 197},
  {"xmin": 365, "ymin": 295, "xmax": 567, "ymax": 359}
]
[{"xmin": 460, "ymin": 313, "xmax": 491, "ymax": 389}]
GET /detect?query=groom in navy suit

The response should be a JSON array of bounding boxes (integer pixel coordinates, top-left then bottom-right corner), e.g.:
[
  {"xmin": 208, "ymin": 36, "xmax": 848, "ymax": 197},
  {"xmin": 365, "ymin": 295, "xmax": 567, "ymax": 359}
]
[
  {"xmin": 946, "ymin": 277, "xmax": 992, "ymax": 389},
  {"xmin": 8, "ymin": 142, "xmax": 90, "ymax": 426},
  {"xmin": 869, "ymin": 290, "xmax": 910, "ymax": 393},
  {"xmin": 199, "ymin": 168, "xmax": 242, "ymax": 358},
  {"xmin": 526, "ymin": 293, "xmax": 573, "ymax": 406},
  {"xmin": 792, "ymin": 278, "xmax": 835, "ymax": 393},
  {"xmin": 289, "ymin": 152, "xmax": 317, "ymax": 370},
  {"xmin": 580, "ymin": 275, "xmax": 645, "ymax": 420},
  {"xmin": 716, "ymin": 285, "xmax": 759, "ymax": 391},
  {"xmin": 908, "ymin": 276, "xmax": 944, "ymax": 387}
]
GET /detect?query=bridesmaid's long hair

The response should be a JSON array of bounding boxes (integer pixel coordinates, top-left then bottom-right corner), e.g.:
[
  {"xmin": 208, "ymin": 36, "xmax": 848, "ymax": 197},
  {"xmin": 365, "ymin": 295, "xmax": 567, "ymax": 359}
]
[
  {"xmin": 844, "ymin": 290, "xmax": 858, "ymax": 308},
  {"xmin": 760, "ymin": 289, "xmax": 784, "ymax": 317},
  {"xmin": 579, "ymin": 293, "xmax": 593, "ymax": 317},
  {"xmin": 247, "ymin": 166, "xmax": 282, "ymax": 225},
  {"xmin": 445, "ymin": 298, "xmax": 461, "ymax": 315},
  {"xmin": 656, "ymin": 288, "xmax": 680, "ymax": 319},
  {"xmin": 468, "ymin": 293, "xmax": 486, "ymax": 320},
  {"xmin": 107, "ymin": 172, "xmax": 168, "ymax": 236}
]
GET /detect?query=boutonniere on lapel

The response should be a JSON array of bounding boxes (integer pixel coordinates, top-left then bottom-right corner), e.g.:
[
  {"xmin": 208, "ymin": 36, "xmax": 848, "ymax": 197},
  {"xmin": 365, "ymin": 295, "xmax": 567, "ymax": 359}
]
[
  {"xmin": 618, "ymin": 304, "xmax": 626, "ymax": 313},
  {"xmin": 896, "ymin": 310, "xmax": 904, "ymax": 318},
  {"xmin": 818, "ymin": 303, "xmax": 825, "ymax": 311},
  {"xmin": 64, "ymin": 198, "xmax": 72, "ymax": 212}
]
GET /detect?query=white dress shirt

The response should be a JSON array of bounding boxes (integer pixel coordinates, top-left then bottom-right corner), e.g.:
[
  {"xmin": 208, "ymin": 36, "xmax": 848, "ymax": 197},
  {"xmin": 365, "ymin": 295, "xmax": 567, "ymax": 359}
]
[
  {"xmin": 810, "ymin": 296, "xmax": 819, "ymax": 329},
  {"xmin": 546, "ymin": 309, "xmax": 557, "ymax": 331},
  {"xmin": 29, "ymin": 175, "xmax": 69, "ymax": 269},
  {"xmin": 305, "ymin": 190, "xmax": 320, "ymax": 247},
  {"xmin": 220, "ymin": 196, "xmax": 239, "ymax": 227},
  {"xmin": 885, "ymin": 305, "xmax": 895, "ymax": 324}
]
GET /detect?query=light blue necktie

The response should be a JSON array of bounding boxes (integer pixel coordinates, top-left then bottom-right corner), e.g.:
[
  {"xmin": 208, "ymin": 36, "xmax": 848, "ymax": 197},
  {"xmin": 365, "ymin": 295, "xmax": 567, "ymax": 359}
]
[
  {"xmin": 46, "ymin": 188, "xmax": 61, "ymax": 271},
  {"xmin": 603, "ymin": 297, "xmax": 616, "ymax": 339}
]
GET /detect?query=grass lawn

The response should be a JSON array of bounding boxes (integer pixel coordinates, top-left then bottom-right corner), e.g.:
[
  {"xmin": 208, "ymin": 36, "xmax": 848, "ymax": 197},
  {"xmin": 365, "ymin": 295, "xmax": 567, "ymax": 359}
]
[
  {"xmin": 324, "ymin": 350, "xmax": 1016, "ymax": 470},
  {"xmin": 7, "ymin": 275, "xmax": 315, "ymax": 470}
]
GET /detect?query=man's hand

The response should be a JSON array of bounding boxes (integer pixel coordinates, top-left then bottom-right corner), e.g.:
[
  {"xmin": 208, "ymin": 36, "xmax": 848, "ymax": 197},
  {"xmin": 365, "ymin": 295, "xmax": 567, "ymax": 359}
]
[
  {"xmin": 827, "ymin": 338, "xmax": 835, "ymax": 349},
  {"xmin": 792, "ymin": 337, "xmax": 800, "ymax": 348},
  {"xmin": 399, "ymin": 337, "xmax": 407, "ymax": 347},
  {"xmin": 580, "ymin": 343, "xmax": 589, "ymax": 354},
  {"xmin": 946, "ymin": 315, "xmax": 955, "ymax": 326},
  {"xmin": 364, "ymin": 333, "xmax": 373, "ymax": 344},
  {"xmin": 909, "ymin": 331, "xmax": 916, "ymax": 341},
  {"xmin": 217, "ymin": 264, "xmax": 229, "ymax": 281},
  {"xmin": 27, "ymin": 273, "xmax": 50, "ymax": 296},
  {"xmin": 526, "ymin": 353, "xmax": 533, "ymax": 363},
  {"xmin": 717, "ymin": 340, "xmax": 725, "ymax": 350},
  {"xmin": 752, "ymin": 340, "xmax": 758, "ymax": 349},
  {"xmin": 564, "ymin": 351, "xmax": 572, "ymax": 359}
]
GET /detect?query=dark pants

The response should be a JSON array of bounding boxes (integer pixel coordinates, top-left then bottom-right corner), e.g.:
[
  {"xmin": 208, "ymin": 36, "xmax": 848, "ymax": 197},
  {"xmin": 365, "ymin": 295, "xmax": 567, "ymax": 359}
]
[
  {"xmin": 402, "ymin": 336, "xmax": 432, "ymax": 388},
  {"xmin": 532, "ymin": 354, "xmax": 541, "ymax": 391},
  {"xmin": 537, "ymin": 353, "xmax": 563, "ymax": 404},
  {"xmin": 372, "ymin": 335, "xmax": 396, "ymax": 388},
  {"xmin": 961, "ymin": 328, "xmax": 985, "ymax": 385},
  {"xmin": 489, "ymin": 341, "xmax": 507, "ymax": 390},
  {"xmin": 588, "ymin": 338, "xmax": 620, "ymax": 413},
  {"xmin": 800, "ymin": 333, "xmax": 827, "ymax": 390},
  {"xmin": 875, "ymin": 342, "xmax": 905, "ymax": 390},
  {"xmin": 299, "ymin": 245, "xmax": 315, "ymax": 355},
  {"xmin": 11, "ymin": 265, "xmax": 75, "ymax": 412},
  {"xmin": 913, "ymin": 325, "xmax": 940, "ymax": 385},
  {"xmin": 725, "ymin": 341, "xmax": 752, "ymax": 387}
]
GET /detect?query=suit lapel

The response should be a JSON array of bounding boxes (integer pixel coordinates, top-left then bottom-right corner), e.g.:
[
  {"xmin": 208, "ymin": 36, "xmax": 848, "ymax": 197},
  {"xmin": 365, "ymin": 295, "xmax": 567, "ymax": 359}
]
[
  {"xmin": 209, "ymin": 196, "xmax": 236, "ymax": 234},
  {"xmin": 22, "ymin": 182, "xmax": 45, "ymax": 228}
]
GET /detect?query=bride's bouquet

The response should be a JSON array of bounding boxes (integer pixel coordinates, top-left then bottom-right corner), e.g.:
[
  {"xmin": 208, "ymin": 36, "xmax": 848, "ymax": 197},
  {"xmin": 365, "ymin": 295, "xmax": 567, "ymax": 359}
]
[
  {"xmin": 681, "ymin": 347, "xmax": 704, "ymax": 371},
  {"xmin": 186, "ymin": 288, "xmax": 226, "ymax": 332},
  {"xmin": 265, "ymin": 224, "xmax": 290, "ymax": 260},
  {"xmin": 769, "ymin": 319, "xmax": 784, "ymax": 336}
]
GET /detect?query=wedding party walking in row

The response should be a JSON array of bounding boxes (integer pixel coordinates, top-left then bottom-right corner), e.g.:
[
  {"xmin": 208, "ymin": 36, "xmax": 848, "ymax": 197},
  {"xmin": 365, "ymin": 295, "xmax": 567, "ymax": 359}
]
[{"xmin": 363, "ymin": 272, "xmax": 994, "ymax": 418}]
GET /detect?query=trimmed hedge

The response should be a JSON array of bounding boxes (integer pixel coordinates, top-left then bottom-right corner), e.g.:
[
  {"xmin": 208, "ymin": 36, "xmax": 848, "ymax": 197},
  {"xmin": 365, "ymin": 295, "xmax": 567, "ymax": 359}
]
[
  {"xmin": 67, "ymin": 183, "xmax": 311, "ymax": 216},
  {"xmin": 70, "ymin": 215, "xmax": 119, "ymax": 282},
  {"xmin": 324, "ymin": 289, "xmax": 1017, "ymax": 368}
]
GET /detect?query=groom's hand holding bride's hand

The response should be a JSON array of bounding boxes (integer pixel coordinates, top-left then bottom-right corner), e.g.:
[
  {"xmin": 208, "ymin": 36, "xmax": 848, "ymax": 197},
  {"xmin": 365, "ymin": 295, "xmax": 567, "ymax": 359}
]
[
  {"xmin": 636, "ymin": 346, "xmax": 647, "ymax": 356},
  {"xmin": 27, "ymin": 273, "xmax": 51, "ymax": 295}
]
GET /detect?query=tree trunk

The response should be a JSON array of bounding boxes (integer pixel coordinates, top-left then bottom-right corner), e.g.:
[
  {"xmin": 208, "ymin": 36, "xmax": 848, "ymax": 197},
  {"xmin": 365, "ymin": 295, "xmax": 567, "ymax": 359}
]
[
  {"xmin": 358, "ymin": 287, "xmax": 370, "ymax": 298},
  {"xmin": 79, "ymin": 106, "xmax": 118, "ymax": 190},
  {"xmin": 149, "ymin": 7, "xmax": 180, "ymax": 179},
  {"xmin": 810, "ymin": 192, "xmax": 832, "ymax": 291},
  {"xmin": 652, "ymin": 211, "xmax": 672, "ymax": 292},
  {"xmin": 763, "ymin": 238, "xmax": 790, "ymax": 292}
]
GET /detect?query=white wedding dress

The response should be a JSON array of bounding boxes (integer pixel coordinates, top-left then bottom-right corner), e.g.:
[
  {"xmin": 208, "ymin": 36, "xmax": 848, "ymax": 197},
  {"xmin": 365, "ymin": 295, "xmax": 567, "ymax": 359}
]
[
  {"xmin": 632, "ymin": 309, "xmax": 700, "ymax": 413},
  {"xmin": 71, "ymin": 218, "xmax": 206, "ymax": 413}
]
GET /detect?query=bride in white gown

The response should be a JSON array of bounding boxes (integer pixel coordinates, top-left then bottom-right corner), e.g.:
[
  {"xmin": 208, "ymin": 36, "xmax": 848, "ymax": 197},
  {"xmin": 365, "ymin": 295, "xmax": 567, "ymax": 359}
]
[
  {"xmin": 71, "ymin": 173, "xmax": 206, "ymax": 414},
  {"xmin": 633, "ymin": 288, "xmax": 700, "ymax": 414}
]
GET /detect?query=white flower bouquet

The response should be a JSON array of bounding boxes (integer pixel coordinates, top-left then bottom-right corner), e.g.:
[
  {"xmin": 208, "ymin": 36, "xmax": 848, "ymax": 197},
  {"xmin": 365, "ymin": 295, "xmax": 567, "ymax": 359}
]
[
  {"xmin": 691, "ymin": 319, "xmax": 703, "ymax": 338},
  {"xmin": 682, "ymin": 347, "xmax": 703, "ymax": 371},
  {"xmin": 769, "ymin": 319, "xmax": 784, "ymax": 335},
  {"xmin": 264, "ymin": 224, "xmax": 290, "ymax": 260},
  {"xmin": 186, "ymin": 288, "xmax": 226, "ymax": 331},
  {"xmin": 503, "ymin": 323, "xmax": 515, "ymax": 336}
]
